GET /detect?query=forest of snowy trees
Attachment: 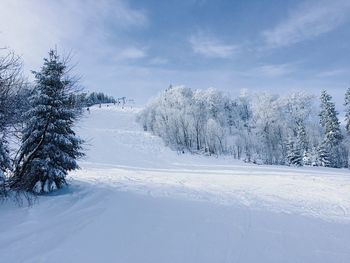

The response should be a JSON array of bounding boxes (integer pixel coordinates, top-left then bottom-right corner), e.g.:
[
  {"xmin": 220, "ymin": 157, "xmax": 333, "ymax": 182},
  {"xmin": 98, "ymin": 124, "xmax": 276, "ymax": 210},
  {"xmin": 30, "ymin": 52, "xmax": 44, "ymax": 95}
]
[{"xmin": 138, "ymin": 86, "xmax": 350, "ymax": 168}]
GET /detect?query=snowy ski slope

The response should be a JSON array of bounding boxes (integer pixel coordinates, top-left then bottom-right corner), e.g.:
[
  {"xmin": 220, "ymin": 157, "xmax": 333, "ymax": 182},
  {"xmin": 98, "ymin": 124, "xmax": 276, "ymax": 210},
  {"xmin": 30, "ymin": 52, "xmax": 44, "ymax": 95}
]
[{"xmin": 1, "ymin": 105, "xmax": 350, "ymax": 263}]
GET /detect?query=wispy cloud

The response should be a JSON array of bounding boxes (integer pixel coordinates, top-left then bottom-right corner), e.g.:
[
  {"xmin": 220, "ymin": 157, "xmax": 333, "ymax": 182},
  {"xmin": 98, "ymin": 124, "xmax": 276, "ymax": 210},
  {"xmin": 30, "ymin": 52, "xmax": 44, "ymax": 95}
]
[
  {"xmin": 149, "ymin": 57, "xmax": 168, "ymax": 65},
  {"xmin": 189, "ymin": 33, "xmax": 238, "ymax": 58},
  {"xmin": 0, "ymin": 0, "xmax": 148, "ymax": 70},
  {"xmin": 263, "ymin": 0, "xmax": 350, "ymax": 48},
  {"xmin": 316, "ymin": 68, "xmax": 350, "ymax": 77},
  {"xmin": 254, "ymin": 63, "xmax": 295, "ymax": 77},
  {"xmin": 117, "ymin": 47, "xmax": 147, "ymax": 60}
]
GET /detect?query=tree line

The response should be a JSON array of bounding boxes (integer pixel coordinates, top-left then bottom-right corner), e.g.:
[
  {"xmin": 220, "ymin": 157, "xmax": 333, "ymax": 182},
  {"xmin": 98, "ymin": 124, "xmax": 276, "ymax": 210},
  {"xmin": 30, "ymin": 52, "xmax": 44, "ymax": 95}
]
[
  {"xmin": 69, "ymin": 92, "xmax": 117, "ymax": 109},
  {"xmin": 138, "ymin": 86, "xmax": 350, "ymax": 168}
]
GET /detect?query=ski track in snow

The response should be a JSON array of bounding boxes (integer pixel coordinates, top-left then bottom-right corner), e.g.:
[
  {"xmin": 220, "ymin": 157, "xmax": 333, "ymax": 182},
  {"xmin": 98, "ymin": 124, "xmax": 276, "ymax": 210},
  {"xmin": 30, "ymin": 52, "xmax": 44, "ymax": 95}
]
[{"xmin": 1, "ymin": 105, "xmax": 350, "ymax": 263}]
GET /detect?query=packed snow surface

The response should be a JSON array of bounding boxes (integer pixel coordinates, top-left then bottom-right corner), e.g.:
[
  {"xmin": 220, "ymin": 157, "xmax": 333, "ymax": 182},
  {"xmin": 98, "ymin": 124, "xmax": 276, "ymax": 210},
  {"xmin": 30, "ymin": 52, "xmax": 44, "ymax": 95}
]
[{"xmin": 1, "ymin": 105, "xmax": 350, "ymax": 263}]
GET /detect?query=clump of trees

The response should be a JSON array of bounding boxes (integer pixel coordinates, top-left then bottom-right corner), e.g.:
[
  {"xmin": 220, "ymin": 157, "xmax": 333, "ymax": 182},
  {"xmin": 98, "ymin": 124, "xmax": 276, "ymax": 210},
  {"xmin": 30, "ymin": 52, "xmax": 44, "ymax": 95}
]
[
  {"xmin": 138, "ymin": 86, "xmax": 349, "ymax": 168},
  {"xmin": 83, "ymin": 92, "xmax": 116, "ymax": 106},
  {"xmin": 65, "ymin": 92, "xmax": 117, "ymax": 113},
  {"xmin": 0, "ymin": 48, "xmax": 84, "ymax": 199}
]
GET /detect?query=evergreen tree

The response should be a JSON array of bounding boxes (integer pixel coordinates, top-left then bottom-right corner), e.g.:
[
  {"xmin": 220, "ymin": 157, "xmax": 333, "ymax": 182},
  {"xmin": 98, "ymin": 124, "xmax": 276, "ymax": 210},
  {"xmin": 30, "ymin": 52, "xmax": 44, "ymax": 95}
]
[
  {"xmin": 317, "ymin": 141, "xmax": 331, "ymax": 167},
  {"xmin": 291, "ymin": 122, "xmax": 309, "ymax": 166},
  {"xmin": 296, "ymin": 123, "xmax": 308, "ymax": 154},
  {"xmin": 345, "ymin": 88, "xmax": 350, "ymax": 135},
  {"xmin": 10, "ymin": 50, "xmax": 84, "ymax": 193},
  {"xmin": 318, "ymin": 90, "xmax": 344, "ymax": 168},
  {"xmin": 303, "ymin": 146, "xmax": 318, "ymax": 166},
  {"xmin": 286, "ymin": 138, "xmax": 302, "ymax": 166}
]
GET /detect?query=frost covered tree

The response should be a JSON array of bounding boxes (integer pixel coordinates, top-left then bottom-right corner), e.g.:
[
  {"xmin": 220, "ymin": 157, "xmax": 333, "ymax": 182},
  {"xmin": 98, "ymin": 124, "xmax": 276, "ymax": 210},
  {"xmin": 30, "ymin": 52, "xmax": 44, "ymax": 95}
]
[
  {"xmin": 286, "ymin": 138, "xmax": 302, "ymax": 166},
  {"xmin": 0, "ymin": 49, "xmax": 24, "ymax": 197},
  {"xmin": 345, "ymin": 88, "xmax": 350, "ymax": 135},
  {"xmin": 296, "ymin": 124, "xmax": 308, "ymax": 154},
  {"xmin": 283, "ymin": 92, "xmax": 314, "ymax": 156},
  {"xmin": 138, "ymin": 86, "xmax": 231, "ymax": 155},
  {"xmin": 318, "ymin": 90, "xmax": 346, "ymax": 168},
  {"xmin": 317, "ymin": 142, "xmax": 331, "ymax": 167},
  {"xmin": 0, "ymin": 138, "xmax": 10, "ymax": 197},
  {"xmin": 252, "ymin": 93, "xmax": 285, "ymax": 164},
  {"xmin": 10, "ymin": 50, "xmax": 84, "ymax": 193},
  {"xmin": 138, "ymin": 86, "xmax": 349, "ymax": 168}
]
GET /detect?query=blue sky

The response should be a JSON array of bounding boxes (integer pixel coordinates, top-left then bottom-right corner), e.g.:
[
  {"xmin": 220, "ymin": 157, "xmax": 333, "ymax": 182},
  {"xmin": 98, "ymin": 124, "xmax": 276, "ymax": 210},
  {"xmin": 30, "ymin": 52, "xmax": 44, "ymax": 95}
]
[{"xmin": 1, "ymin": 0, "xmax": 350, "ymax": 105}]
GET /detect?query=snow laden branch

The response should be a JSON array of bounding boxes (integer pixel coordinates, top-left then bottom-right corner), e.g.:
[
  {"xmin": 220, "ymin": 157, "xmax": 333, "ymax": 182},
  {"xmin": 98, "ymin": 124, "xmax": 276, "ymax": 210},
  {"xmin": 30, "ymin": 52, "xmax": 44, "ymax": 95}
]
[{"xmin": 0, "ymin": 49, "xmax": 25, "ymax": 199}]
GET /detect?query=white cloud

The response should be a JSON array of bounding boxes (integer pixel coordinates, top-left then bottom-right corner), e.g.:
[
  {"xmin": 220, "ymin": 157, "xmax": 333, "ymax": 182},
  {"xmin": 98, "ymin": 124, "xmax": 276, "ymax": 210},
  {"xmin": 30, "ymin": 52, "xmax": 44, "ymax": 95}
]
[
  {"xmin": 255, "ymin": 63, "xmax": 295, "ymax": 77},
  {"xmin": 117, "ymin": 47, "xmax": 147, "ymax": 60},
  {"xmin": 0, "ymin": 0, "xmax": 148, "ymax": 71},
  {"xmin": 149, "ymin": 57, "xmax": 168, "ymax": 65},
  {"xmin": 263, "ymin": 0, "xmax": 350, "ymax": 48},
  {"xmin": 316, "ymin": 68, "xmax": 350, "ymax": 77},
  {"xmin": 189, "ymin": 33, "xmax": 238, "ymax": 58}
]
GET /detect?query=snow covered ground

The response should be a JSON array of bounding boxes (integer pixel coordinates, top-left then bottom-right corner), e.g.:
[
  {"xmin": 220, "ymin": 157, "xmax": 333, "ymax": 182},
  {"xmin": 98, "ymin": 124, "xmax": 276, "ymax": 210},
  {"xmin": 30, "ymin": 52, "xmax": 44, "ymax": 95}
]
[{"xmin": 1, "ymin": 104, "xmax": 350, "ymax": 263}]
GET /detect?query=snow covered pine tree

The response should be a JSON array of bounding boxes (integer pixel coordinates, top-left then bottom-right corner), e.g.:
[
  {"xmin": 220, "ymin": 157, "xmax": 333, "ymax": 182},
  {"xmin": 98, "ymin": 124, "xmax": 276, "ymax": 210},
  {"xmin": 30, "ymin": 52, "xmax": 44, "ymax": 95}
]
[
  {"xmin": 10, "ymin": 50, "xmax": 84, "ymax": 194},
  {"xmin": 286, "ymin": 138, "xmax": 302, "ymax": 166},
  {"xmin": 345, "ymin": 88, "xmax": 350, "ymax": 135},
  {"xmin": 318, "ymin": 90, "xmax": 347, "ymax": 168}
]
